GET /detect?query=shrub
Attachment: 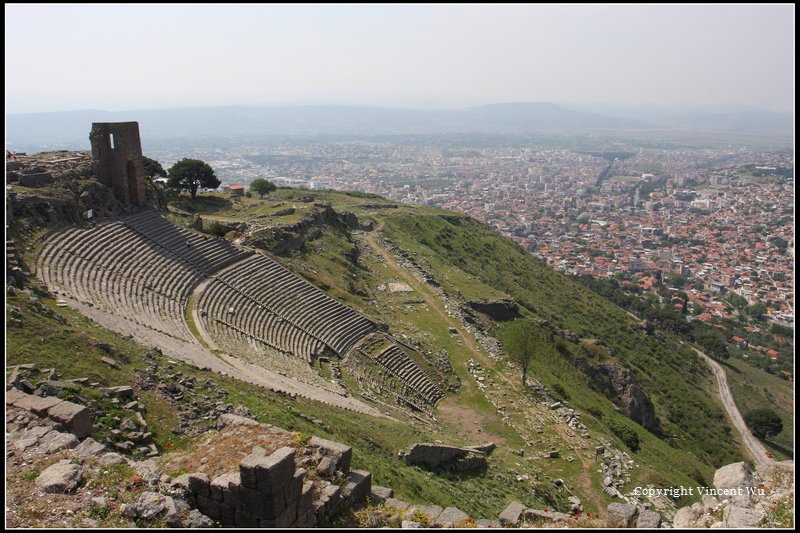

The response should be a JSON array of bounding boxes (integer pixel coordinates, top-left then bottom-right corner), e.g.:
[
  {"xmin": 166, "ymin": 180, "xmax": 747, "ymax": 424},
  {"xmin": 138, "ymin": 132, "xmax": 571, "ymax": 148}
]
[
  {"xmin": 603, "ymin": 416, "xmax": 640, "ymax": 452},
  {"xmin": 744, "ymin": 408, "xmax": 783, "ymax": 439}
]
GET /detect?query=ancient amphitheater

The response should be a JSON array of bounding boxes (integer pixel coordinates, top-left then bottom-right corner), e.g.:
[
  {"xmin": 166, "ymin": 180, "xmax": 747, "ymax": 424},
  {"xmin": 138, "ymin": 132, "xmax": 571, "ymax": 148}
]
[{"xmin": 36, "ymin": 210, "xmax": 443, "ymax": 417}]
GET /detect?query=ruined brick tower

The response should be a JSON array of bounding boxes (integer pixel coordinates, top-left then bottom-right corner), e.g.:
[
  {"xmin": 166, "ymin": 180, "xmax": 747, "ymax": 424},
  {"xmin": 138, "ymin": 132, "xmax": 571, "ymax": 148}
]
[{"xmin": 89, "ymin": 122, "xmax": 145, "ymax": 206}]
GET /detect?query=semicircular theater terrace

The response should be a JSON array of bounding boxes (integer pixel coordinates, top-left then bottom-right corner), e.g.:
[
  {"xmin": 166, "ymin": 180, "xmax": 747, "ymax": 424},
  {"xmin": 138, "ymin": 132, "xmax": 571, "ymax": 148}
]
[{"xmin": 36, "ymin": 210, "xmax": 443, "ymax": 414}]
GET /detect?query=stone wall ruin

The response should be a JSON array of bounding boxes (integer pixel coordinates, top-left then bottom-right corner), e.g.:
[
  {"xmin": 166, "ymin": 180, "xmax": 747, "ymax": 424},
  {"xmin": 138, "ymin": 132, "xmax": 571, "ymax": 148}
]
[{"xmin": 89, "ymin": 122, "xmax": 145, "ymax": 206}]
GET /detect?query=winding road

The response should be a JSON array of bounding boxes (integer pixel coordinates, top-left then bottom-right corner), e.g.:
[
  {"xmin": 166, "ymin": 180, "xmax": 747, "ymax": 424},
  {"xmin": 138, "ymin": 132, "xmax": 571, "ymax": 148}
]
[{"xmin": 692, "ymin": 346, "xmax": 773, "ymax": 465}]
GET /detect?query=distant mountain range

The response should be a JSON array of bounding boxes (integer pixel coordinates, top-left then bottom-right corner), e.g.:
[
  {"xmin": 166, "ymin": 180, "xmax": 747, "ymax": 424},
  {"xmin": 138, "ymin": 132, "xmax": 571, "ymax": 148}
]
[{"xmin": 6, "ymin": 102, "xmax": 793, "ymax": 151}]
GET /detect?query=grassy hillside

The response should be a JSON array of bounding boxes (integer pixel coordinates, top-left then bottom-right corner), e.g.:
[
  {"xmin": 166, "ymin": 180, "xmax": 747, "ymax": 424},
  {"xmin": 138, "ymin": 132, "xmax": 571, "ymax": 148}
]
[
  {"xmin": 13, "ymin": 187, "xmax": 773, "ymax": 523},
  {"xmin": 380, "ymin": 211, "xmax": 744, "ymax": 467},
  {"xmin": 725, "ymin": 357, "xmax": 794, "ymax": 459}
]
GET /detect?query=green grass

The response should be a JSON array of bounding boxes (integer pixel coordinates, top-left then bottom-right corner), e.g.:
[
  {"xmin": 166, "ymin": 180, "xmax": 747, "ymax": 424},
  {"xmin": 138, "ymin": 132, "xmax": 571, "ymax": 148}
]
[
  {"xmin": 382, "ymin": 211, "xmax": 744, "ymax": 469},
  {"xmin": 725, "ymin": 357, "xmax": 794, "ymax": 459}
]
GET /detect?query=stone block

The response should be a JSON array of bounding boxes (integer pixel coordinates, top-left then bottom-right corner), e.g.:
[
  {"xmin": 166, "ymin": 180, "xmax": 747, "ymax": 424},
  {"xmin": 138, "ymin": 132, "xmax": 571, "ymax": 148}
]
[
  {"xmin": 238, "ymin": 453, "xmax": 261, "ymax": 489},
  {"xmin": 607, "ymin": 503, "xmax": 638, "ymax": 528},
  {"xmin": 235, "ymin": 508, "xmax": 259, "ymax": 528},
  {"xmin": 6, "ymin": 388, "xmax": 26, "ymax": 404},
  {"xmin": 385, "ymin": 498, "xmax": 410, "ymax": 510},
  {"xmin": 36, "ymin": 459, "xmax": 83, "ymax": 493},
  {"xmin": 72, "ymin": 437, "xmax": 107, "ymax": 459},
  {"xmin": 211, "ymin": 472, "xmax": 239, "ymax": 503},
  {"xmin": 255, "ymin": 446, "xmax": 296, "ymax": 496},
  {"xmin": 241, "ymin": 486, "xmax": 284, "ymax": 520},
  {"xmin": 343, "ymin": 469, "xmax": 372, "ymax": 506},
  {"xmin": 406, "ymin": 505, "xmax": 443, "ymax": 523},
  {"xmin": 636, "ymin": 509, "xmax": 662, "ymax": 528},
  {"xmin": 39, "ymin": 430, "xmax": 80, "ymax": 454},
  {"xmin": 723, "ymin": 505, "xmax": 766, "ymax": 528},
  {"xmin": 370, "ymin": 484, "xmax": 394, "ymax": 504},
  {"xmin": 46, "ymin": 401, "xmax": 92, "ymax": 438},
  {"xmin": 435, "ymin": 506, "xmax": 469, "ymax": 527},
  {"xmin": 223, "ymin": 481, "xmax": 242, "ymax": 508},
  {"xmin": 275, "ymin": 501, "xmax": 298, "ymax": 528},
  {"xmin": 317, "ymin": 456, "xmax": 336, "ymax": 477},
  {"xmin": 196, "ymin": 494, "xmax": 220, "ymax": 521},
  {"xmin": 524, "ymin": 509, "xmax": 571, "ymax": 523},
  {"xmin": 14, "ymin": 393, "xmax": 62, "ymax": 417},
  {"xmin": 499, "ymin": 501, "xmax": 527, "ymax": 526},
  {"xmin": 288, "ymin": 468, "xmax": 305, "ymax": 504},
  {"xmin": 219, "ymin": 502, "xmax": 236, "ymax": 527},
  {"xmin": 310, "ymin": 436, "xmax": 352, "ymax": 473},
  {"xmin": 298, "ymin": 481, "xmax": 315, "ymax": 513},
  {"xmin": 187, "ymin": 472, "xmax": 211, "ymax": 498}
]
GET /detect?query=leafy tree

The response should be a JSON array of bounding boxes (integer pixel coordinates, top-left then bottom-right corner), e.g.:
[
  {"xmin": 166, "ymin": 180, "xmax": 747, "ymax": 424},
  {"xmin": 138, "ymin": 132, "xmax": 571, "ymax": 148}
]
[
  {"xmin": 694, "ymin": 330, "xmax": 729, "ymax": 361},
  {"xmin": 744, "ymin": 303, "xmax": 768, "ymax": 319},
  {"xmin": 744, "ymin": 408, "xmax": 783, "ymax": 439},
  {"xmin": 770, "ymin": 323, "xmax": 793, "ymax": 337},
  {"xmin": 167, "ymin": 158, "xmax": 220, "ymax": 199},
  {"xmin": 142, "ymin": 156, "xmax": 166, "ymax": 178},
  {"xmin": 250, "ymin": 178, "xmax": 277, "ymax": 198},
  {"xmin": 504, "ymin": 320, "xmax": 543, "ymax": 387}
]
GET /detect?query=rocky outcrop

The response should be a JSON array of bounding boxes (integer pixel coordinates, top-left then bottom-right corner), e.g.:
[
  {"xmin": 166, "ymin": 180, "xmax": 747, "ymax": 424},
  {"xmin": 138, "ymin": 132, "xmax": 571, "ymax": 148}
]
[
  {"xmin": 467, "ymin": 298, "xmax": 520, "ymax": 321},
  {"xmin": 569, "ymin": 358, "xmax": 658, "ymax": 431},
  {"xmin": 402, "ymin": 442, "xmax": 492, "ymax": 473},
  {"xmin": 673, "ymin": 460, "xmax": 794, "ymax": 528},
  {"xmin": 243, "ymin": 204, "xmax": 361, "ymax": 256},
  {"xmin": 713, "ymin": 462, "xmax": 754, "ymax": 505}
]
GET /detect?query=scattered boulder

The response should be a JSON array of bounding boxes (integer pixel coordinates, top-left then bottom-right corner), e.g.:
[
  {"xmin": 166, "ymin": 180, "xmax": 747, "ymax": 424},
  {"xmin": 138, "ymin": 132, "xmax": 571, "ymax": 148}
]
[
  {"xmin": 524, "ymin": 509, "xmax": 571, "ymax": 523},
  {"xmin": 184, "ymin": 509, "xmax": 214, "ymax": 528},
  {"xmin": 434, "ymin": 507, "xmax": 469, "ymax": 527},
  {"xmin": 499, "ymin": 501, "xmax": 526, "ymax": 526},
  {"xmin": 72, "ymin": 437, "xmax": 107, "ymax": 459},
  {"xmin": 635, "ymin": 509, "xmax": 662, "ymax": 528},
  {"xmin": 714, "ymin": 462, "xmax": 753, "ymax": 504},
  {"xmin": 316, "ymin": 456, "xmax": 336, "ymax": 477},
  {"xmin": 343, "ymin": 469, "xmax": 372, "ymax": 506},
  {"xmin": 39, "ymin": 431, "xmax": 80, "ymax": 454},
  {"xmin": 99, "ymin": 452, "xmax": 128, "ymax": 465},
  {"xmin": 723, "ymin": 506, "xmax": 766, "ymax": 528},
  {"xmin": 46, "ymin": 401, "xmax": 92, "ymax": 438},
  {"xmin": 36, "ymin": 460, "xmax": 82, "ymax": 493},
  {"xmin": 121, "ymin": 491, "xmax": 182, "ymax": 527},
  {"xmin": 370, "ymin": 485, "xmax": 393, "ymax": 504},
  {"xmin": 467, "ymin": 298, "xmax": 520, "ymax": 320},
  {"xmin": 672, "ymin": 505, "xmax": 699, "ymax": 528},
  {"xmin": 403, "ymin": 443, "xmax": 489, "ymax": 472},
  {"xmin": 606, "ymin": 502, "xmax": 638, "ymax": 528}
]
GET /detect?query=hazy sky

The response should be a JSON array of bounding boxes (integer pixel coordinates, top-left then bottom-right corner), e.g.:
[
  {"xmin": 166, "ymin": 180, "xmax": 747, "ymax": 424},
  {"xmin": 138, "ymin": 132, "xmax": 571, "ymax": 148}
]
[{"xmin": 5, "ymin": 4, "xmax": 795, "ymax": 114}]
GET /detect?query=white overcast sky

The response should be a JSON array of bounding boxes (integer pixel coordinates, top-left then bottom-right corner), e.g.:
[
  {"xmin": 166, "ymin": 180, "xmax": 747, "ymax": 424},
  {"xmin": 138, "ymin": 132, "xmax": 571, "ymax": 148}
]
[{"xmin": 4, "ymin": 4, "xmax": 795, "ymax": 113}]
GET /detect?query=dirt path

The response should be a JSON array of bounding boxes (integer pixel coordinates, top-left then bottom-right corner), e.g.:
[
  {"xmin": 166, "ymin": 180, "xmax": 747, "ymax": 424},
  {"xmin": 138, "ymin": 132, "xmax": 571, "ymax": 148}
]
[
  {"xmin": 361, "ymin": 228, "xmax": 601, "ymax": 507},
  {"xmin": 692, "ymin": 346, "xmax": 773, "ymax": 465}
]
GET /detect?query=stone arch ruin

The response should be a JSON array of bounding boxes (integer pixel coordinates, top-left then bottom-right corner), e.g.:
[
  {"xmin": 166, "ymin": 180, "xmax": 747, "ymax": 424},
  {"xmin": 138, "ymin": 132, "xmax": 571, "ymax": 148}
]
[{"xmin": 90, "ymin": 122, "xmax": 145, "ymax": 206}]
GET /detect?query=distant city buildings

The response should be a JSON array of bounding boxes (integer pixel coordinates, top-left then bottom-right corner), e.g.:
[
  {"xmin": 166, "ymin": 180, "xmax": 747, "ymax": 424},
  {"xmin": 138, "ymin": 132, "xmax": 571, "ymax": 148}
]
[{"xmin": 149, "ymin": 142, "xmax": 794, "ymax": 326}]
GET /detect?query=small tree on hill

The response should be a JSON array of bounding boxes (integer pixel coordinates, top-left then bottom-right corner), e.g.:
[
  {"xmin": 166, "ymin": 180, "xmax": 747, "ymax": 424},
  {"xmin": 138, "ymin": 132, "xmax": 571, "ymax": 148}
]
[
  {"xmin": 167, "ymin": 158, "xmax": 220, "ymax": 199},
  {"xmin": 504, "ymin": 320, "xmax": 543, "ymax": 388},
  {"xmin": 142, "ymin": 156, "xmax": 167, "ymax": 178},
  {"xmin": 250, "ymin": 178, "xmax": 276, "ymax": 198},
  {"xmin": 744, "ymin": 408, "xmax": 783, "ymax": 439}
]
